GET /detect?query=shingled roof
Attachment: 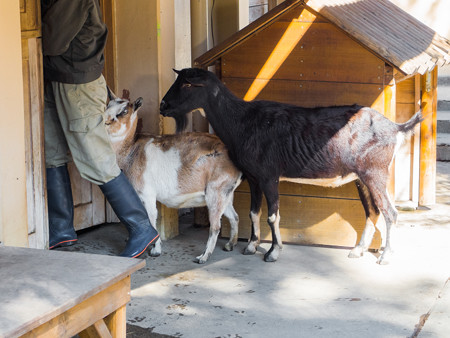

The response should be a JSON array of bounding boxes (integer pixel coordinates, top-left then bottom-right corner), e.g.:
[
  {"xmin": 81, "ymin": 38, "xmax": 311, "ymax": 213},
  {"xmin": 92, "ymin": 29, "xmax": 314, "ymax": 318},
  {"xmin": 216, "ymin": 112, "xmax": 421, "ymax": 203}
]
[{"xmin": 194, "ymin": 0, "xmax": 450, "ymax": 77}]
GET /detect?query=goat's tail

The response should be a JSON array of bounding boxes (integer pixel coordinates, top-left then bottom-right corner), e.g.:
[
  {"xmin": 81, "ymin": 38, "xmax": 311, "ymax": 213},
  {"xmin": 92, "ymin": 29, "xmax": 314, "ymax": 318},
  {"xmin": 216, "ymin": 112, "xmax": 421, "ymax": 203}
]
[{"xmin": 398, "ymin": 110, "xmax": 424, "ymax": 135}]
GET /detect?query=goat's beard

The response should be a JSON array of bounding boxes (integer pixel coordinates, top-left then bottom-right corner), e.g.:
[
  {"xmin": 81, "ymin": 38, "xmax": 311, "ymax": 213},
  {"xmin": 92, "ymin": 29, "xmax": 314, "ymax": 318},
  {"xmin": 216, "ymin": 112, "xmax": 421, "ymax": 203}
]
[{"xmin": 174, "ymin": 114, "xmax": 188, "ymax": 133}]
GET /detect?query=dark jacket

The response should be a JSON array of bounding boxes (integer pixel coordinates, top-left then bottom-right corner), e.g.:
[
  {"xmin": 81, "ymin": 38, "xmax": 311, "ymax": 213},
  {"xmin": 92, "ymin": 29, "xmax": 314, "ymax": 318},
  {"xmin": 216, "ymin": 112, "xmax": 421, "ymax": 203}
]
[{"xmin": 41, "ymin": 0, "xmax": 107, "ymax": 84}]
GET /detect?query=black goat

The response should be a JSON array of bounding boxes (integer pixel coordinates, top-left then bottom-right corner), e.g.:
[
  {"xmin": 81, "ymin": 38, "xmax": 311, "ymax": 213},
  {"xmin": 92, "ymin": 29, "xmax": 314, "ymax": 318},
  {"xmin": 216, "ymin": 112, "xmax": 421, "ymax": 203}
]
[{"xmin": 160, "ymin": 68, "xmax": 423, "ymax": 264}]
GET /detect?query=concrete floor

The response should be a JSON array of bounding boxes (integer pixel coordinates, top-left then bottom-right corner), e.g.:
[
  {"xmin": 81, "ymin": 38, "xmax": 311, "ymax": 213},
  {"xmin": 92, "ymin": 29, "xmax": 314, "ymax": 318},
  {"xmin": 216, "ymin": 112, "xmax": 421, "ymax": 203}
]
[{"xmin": 59, "ymin": 161, "xmax": 450, "ymax": 338}]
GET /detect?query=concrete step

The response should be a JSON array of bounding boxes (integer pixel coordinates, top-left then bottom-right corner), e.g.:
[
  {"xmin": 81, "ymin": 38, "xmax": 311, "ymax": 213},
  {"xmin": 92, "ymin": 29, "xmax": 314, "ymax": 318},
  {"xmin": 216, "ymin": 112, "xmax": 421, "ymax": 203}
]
[
  {"xmin": 438, "ymin": 100, "xmax": 450, "ymax": 111},
  {"xmin": 437, "ymin": 133, "xmax": 450, "ymax": 161},
  {"xmin": 437, "ymin": 110, "xmax": 450, "ymax": 160},
  {"xmin": 437, "ymin": 64, "xmax": 450, "ymax": 105},
  {"xmin": 436, "ymin": 65, "xmax": 449, "ymax": 160},
  {"xmin": 437, "ymin": 111, "xmax": 450, "ymax": 134},
  {"xmin": 437, "ymin": 74, "xmax": 450, "ymax": 109},
  {"xmin": 438, "ymin": 76, "xmax": 450, "ymax": 86}
]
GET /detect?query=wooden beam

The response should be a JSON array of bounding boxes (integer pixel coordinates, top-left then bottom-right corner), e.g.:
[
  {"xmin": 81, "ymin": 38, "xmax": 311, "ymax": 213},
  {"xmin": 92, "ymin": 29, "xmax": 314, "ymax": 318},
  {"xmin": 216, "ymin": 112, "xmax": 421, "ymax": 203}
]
[
  {"xmin": 411, "ymin": 74, "xmax": 421, "ymax": 204},
  {"xmin": 100, "ymin": 0, "xmax": 117, "ymax": 91},
  {"xmin": 384, "ymin": 64, "xmax": 396, "ymax": 199},
  {"xmin": 93, "ymin": 319, "xmax": 113, "ymax": 338},
  {"xmin": 419, "ymin": 67, "xmax": 437, "ymax": 206}
]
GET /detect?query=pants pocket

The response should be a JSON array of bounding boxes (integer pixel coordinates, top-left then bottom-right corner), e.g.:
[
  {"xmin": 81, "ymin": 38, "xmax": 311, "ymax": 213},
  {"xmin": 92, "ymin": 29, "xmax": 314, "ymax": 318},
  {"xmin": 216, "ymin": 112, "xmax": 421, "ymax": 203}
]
[{"xmin": 69, "ymin": 114, "xmax": 104, "ymax": 133}]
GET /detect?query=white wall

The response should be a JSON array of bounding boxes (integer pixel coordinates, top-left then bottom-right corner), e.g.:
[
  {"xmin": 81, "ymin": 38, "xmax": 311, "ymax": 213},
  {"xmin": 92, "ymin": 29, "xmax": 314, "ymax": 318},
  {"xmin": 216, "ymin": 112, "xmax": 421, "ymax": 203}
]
[
  {"xmin": 0, "ymin": 1, "xmax": 29, "ymax": 247},
  {"xmin": 390, "ymin": 0, "xmax": 450, "ymax": 39}
]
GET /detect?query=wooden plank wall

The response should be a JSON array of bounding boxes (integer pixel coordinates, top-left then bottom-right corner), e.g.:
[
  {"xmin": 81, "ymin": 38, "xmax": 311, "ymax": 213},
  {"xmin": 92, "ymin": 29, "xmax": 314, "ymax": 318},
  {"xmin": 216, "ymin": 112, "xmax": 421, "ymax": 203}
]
[
  {"xmin": 68, "ymin": 164, "xmax": 105, "ymax": 232},
  {"xmin": 221, "ymin": 7, "xmax": 385, "ymax": 110},
  {"xmin": 220, "ymin": 6, "xmax": 389, "ymax": 248}
]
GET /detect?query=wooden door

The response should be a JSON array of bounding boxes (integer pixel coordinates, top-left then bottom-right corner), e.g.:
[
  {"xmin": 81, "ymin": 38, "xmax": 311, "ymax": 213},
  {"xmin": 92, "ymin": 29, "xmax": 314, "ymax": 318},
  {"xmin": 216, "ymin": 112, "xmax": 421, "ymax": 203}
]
[{"xmin": 21, "ymin": 0, "xmax": 47, "ymax": 248}]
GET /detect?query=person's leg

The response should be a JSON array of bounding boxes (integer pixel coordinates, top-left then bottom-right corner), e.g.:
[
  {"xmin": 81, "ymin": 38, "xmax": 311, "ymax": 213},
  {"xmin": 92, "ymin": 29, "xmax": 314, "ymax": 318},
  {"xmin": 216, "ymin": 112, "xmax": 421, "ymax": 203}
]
[
  {"xmin": 44, "ymin": 81, "xmax": 77, "ymax": 249},
  {"xmin": 46, "ymin": 166, "xmax": 77, "ymax": 249},
  {"xmin": 52, "ymin": 75, "xmax": 159, "ymax": 257},
  {"xmin": 99, "ymin": 172, "xmax": 160, "ymax": 257}
]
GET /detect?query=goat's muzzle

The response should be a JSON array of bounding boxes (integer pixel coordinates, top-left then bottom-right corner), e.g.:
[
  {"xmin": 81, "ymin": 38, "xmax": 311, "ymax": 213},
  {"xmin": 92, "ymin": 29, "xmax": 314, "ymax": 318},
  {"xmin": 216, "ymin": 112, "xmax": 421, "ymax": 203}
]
[{"xmin": 160, "ymin": 100, "xmax": 170, "ymax": 116}]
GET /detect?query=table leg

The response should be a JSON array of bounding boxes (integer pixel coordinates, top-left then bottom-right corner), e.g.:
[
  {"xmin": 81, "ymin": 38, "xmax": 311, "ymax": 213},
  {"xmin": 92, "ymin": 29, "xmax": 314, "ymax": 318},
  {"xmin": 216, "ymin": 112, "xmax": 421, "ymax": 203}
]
[{"xmin": 105, "ymin": 304, "xmax": 127, "ymax": 337}]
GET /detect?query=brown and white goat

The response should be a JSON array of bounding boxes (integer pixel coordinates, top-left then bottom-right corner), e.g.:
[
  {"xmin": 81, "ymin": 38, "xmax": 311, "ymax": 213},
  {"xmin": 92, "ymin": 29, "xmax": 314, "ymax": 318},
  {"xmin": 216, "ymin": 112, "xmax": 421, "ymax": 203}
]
[{"xmin": 105, "ymin": 91, "xmax": 242, "ymax": 263}]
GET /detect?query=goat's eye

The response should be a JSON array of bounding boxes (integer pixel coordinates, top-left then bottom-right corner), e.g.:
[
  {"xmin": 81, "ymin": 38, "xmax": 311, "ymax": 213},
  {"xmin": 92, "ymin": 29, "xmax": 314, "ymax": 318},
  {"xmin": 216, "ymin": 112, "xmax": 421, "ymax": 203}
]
[
  {"xmin": 118, "ymin": 109, "xmax": 128, "ymax": 117},
  {"xmin": 182, "ymin": 83, "xmax": 192, "ymax": 88}
]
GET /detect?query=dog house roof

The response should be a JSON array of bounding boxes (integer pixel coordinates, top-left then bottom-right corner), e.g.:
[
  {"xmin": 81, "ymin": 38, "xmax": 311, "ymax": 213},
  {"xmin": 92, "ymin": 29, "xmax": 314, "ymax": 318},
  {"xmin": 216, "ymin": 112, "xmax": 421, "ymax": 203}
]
[{"xmin": 195, "ymin": 0, "xmax": 450, "ymax": 77}]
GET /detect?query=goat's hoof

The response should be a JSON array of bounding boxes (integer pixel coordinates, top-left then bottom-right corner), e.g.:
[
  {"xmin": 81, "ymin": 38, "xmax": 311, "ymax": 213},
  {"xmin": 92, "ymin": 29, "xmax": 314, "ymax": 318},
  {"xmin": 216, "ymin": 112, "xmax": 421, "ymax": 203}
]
[
  {"xmin": 376, "ymin": 254, "xmax": 391, "ymax": 265},
  {"xmin": 264, "ymin": 247, "xmax": 280, "ymax": 262},
  {"xmin": 149, "ymin": 251, "xmax": 161, "ymax": 257},
  {"xmin": 376, "ymin": 257, "xmax": 390, "ymax": 265},
  {"xmin": 263, "ymin": 252, "xmax": 278, "ymax": 262},
  {"xmin": 243, "ymin": 247, "xmax": 256, "ymax": 255},
  {"xmin": 243, "ymin": 242, "xmax": 258, "ymax": 255},
  {"xmin": 194, "ymin": 253, "xmax": 210, "ymax": 264},
  {"xmin": 193, "ymin": 258, "xmax": 206, "ymax": 264},
  {"xmin": 348, "ymin": 247, "xmax": 364, "ymax": 258},
  {"xmin": 149, "ymin": 246, "xmax": 161, "ymax": 257},
  {"xmin": 223, "ymin": 243, "xmax": 234, "ymax": 252},
  {"xmin": 149, "ymin": 238, "xmax": 162, "ymax": 257}
]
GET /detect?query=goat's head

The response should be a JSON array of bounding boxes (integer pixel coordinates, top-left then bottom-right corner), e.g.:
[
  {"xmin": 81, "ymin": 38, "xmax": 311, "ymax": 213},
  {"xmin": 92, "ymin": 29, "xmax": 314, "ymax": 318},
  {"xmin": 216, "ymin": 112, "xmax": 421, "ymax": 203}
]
[
  {"xmin": 105, "ymin": 88, "xmax": 143, "ymax": 143},
  {"xmin": 160, "ymin": 68, "xmax": 217, "ymax": 133}
]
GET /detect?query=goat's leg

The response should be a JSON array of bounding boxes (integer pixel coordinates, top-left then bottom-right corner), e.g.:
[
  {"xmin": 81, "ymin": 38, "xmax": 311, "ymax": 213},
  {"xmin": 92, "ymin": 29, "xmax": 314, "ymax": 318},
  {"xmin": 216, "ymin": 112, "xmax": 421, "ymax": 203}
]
[
  {"xmin": 349, "ymin": 180, "xmax": 380, "ymax": 258},
  {"xmin": 194, "ymin": 217, "xmax": 221, "ymax": 263},
  {"xmin": 223, "ymin": 202, "xmax": 239, "ymax": 252},
  {"xmin": 362, "ymin": 177, "xmax": 398, "ymax": 264},
  {"xmin": 140, "ymin": 193, "xmax": 162, "ymax": 257},
  {"xmin": 375, "ymin": 191, "xmax": 397, "ymax": 265},
  {"xmin": 244, "ymin": 182, "xmax": 263, "ymax": 255},
  {"xmin": 263, "ymin": 182, "xmax": 282, "ymax": 262},
  {"xmin": 195, "ymin": 186, "xmax": 229, "ymax": 264}
]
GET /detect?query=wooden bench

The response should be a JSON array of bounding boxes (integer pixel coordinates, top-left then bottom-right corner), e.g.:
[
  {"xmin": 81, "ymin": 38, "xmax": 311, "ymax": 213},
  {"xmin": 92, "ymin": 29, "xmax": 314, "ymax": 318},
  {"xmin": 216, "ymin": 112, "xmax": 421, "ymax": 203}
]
[{"xmin": 0, "ymin": 246, "xmax": 145, "ymax": 337}]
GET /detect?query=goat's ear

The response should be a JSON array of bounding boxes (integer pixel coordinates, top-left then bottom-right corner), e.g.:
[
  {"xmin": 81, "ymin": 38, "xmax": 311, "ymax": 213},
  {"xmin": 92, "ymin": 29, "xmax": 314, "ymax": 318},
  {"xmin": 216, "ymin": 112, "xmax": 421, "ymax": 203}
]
[
  {"xmin": 173, "ymin": 68, "xmax": 181, "ymax": 75},
  {"xmin": 107, "ymin": 86, "xmax": 118, "ymax": 101},
  {"xmin": 134, "ymin": 97, "xmax": 143, "ymax": 111}
]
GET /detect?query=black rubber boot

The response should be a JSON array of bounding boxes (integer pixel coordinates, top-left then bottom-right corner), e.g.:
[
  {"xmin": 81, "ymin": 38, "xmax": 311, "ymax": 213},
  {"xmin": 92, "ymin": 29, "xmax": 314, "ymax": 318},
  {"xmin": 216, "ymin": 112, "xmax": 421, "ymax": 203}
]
[
  {"xmin": 47, "ymin": 165, "xmax": 77, "ymax": 249},
  {"xmin": 100, "ymin": 172, "xmax": 159, "ymax": 258}
]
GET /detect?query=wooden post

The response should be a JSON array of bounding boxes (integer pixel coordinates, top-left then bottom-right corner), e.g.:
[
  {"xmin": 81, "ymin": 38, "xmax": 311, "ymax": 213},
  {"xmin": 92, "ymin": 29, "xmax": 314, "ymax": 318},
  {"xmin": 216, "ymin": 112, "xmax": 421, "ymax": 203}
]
[
  {"xmin": 156, "ymin": 0, "xmax": 192, "ymax": 240},
  {"xmin": 100, "ymin": 0, "xmax": 117, "ymax": 91},
  {"xmin": 411, "ymin": 74, "xmax": 421, "ymax": 205},
  {"xmin": 419, "ymin": 67, "xmax": 437, "ymax": 206},
  {"xmin": 384, "ymin": 65, "xmax": 396, "ymax": 199}
]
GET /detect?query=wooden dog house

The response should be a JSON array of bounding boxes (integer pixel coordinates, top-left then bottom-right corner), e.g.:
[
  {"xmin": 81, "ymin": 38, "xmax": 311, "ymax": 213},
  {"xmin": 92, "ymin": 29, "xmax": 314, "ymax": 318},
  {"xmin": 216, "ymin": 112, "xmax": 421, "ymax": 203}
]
[{"xmin": 194, "ymin": 0, "xmax": 450, "ymax": 248}]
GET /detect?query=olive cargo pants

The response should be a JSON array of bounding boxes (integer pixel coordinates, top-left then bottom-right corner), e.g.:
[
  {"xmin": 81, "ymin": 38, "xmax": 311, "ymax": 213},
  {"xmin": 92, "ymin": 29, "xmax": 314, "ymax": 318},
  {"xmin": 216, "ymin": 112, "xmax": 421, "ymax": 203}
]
[{"xmin": 44, "ymin": 75, "xmax": 120, "ymax": 185}]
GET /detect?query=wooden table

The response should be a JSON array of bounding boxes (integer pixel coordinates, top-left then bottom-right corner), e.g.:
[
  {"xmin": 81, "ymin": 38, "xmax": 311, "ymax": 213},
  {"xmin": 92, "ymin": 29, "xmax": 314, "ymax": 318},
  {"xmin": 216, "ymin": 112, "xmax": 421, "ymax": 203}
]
[{"xmin": 0, "ymin": 246, "xmax": 145, "ymax": 338}]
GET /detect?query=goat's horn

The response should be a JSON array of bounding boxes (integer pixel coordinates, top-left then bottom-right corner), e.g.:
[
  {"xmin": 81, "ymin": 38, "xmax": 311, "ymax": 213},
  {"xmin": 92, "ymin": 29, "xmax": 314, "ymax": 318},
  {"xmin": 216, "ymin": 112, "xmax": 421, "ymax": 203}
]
[{"xmin": 107, "ymin": 86, "xmax": 118, "ymax": 100}]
